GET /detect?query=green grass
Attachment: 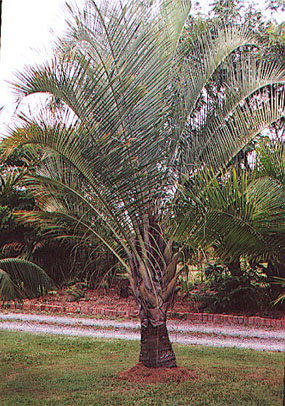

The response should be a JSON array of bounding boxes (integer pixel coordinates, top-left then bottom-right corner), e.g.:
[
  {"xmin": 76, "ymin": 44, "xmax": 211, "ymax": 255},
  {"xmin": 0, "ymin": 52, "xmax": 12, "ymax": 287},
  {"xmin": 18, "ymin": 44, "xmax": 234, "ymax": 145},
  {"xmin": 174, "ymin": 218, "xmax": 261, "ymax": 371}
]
[{"xmin": 0, "ymin": 331, "xmax": 283, "ymax": 405}]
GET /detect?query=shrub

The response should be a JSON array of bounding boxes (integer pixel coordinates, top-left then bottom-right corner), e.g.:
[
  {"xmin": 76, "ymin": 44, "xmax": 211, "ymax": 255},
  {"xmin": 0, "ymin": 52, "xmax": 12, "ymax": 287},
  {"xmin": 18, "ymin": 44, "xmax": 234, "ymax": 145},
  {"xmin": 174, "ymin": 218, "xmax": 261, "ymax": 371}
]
[{"xmin": 200, "ymin": 262, "xmax": 271, "ymax": 313}]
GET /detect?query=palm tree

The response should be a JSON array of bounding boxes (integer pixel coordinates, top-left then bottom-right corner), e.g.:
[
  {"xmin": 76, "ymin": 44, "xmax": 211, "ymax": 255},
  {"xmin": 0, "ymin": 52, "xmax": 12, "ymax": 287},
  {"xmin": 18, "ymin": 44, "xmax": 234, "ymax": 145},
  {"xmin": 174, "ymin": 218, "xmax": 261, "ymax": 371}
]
[
  {"xmin": 177, "ymin": 138, "xmax": 284, "ymax": 305},
  {"xmin": 178, "ymin": 144, "xmax": 284, "ymax": 260},
  {"xmin": 3, "ymin": 0, "xmax": 284, "ymax": 368},
  {"xmin": 0, "ymin": 162, "xmax": 53, "ymax": 303}
]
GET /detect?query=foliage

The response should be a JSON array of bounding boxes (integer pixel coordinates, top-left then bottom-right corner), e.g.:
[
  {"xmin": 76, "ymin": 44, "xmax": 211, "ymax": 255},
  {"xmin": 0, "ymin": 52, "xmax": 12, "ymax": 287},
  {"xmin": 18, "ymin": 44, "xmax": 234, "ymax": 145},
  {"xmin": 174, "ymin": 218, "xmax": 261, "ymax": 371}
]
[
  {"xmin": 0, "ymin": 165, "xmax": 35, "ymax": 256},
  {"xmin": 65, "ymin": 280, "xmax": 87, "ymax": 302},
  {"xmin": 0, "ymin": 258, "xmax": 53, "ymax": 303},
  {"xmin": 200, "ymin": 261, "xmax": 271, "ymax": 313},
  {"xmin": 210, "ymin": 0, "xmax": 244, "ymax": 24},
  {"xmin": 176, "ymin": 166, "xmax": 284, "ymax": 265},
  {"xmin": 273, "ymin": 277, "xmax": 285, "ymax": 305},
  {"xmin": 209, "ymin": 0, "xmax": 285, "ymax": 67},
  {"xmin": 177, "ymin": 138, "xmax": 284, "ymax": 308},
  {"xmin": 0, "ymin": 156, "xmax": 54, "ymax": 303},
  {"xmin": 0, "ymin": 146, "xmax": 118, "ymax": 289}
]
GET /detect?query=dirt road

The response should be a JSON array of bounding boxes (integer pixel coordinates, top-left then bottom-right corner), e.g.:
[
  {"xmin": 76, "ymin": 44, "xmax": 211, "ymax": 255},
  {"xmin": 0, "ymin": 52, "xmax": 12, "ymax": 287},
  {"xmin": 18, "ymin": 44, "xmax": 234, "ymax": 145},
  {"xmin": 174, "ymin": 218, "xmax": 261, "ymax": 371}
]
[{"xmin": 0, "ymin": 312, "xmax": 284, "ymax": 352}]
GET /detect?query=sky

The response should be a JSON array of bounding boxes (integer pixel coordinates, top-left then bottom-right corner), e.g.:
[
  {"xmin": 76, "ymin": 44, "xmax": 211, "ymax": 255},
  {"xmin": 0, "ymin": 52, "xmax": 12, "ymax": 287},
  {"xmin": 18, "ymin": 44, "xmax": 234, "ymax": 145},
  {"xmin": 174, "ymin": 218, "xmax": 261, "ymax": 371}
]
[
  {"xmin": 0, "ymin": 0, "xmax": 214, "ymax": 138},
  {"xmin": 0, "ymin": 0, "xmax": 85, "ymax": 138},
  {"xmin": 0, "ymin": 0, "xmax": 283, "ymax": 139}
]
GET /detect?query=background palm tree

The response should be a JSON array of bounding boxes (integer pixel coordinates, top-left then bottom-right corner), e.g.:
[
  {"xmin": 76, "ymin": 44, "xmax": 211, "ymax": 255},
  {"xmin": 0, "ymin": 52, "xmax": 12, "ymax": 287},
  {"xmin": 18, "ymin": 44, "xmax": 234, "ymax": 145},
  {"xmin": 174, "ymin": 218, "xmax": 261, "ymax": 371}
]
[
  {"xmin": 3, "ymin": 0, "xmax": 284, "ymax": 368},
  {"xmin": 176, "ymin": 139, "xmax": 284, "ymax": 309},
  {"xmin": 0, "ymin": 257, "xmax": 52, "ymax": 303},
  {"xmin": 177, "ymin": 139, "xmax": 284, "ymax": 263},
  {"xmin": 0, "ymin": 160, "xmax": 52, "ymax": 302}
]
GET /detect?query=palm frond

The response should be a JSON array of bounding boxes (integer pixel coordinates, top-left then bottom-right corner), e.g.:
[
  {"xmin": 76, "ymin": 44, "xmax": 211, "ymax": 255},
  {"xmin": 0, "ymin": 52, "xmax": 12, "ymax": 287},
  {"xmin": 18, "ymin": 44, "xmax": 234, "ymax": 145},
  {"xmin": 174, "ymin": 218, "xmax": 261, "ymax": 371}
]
[
  {"xmin": 273, "ymin": 277, "xmax": 285, "ymax": 305},
  {"xmin": 255, "ymin": 139, "xmax": 284, "ymax": 182},
  {"xmin": 0, "ymin": 269, "xmax": 20, "ymax": 302},
  {"xmin": 176, "ymin": 167, "xmax": 285, "ymax": 263},
  {"xmin": 0, "ymin": 258, "xmax": 53, "ymax": 302},
  {"xmin": 193, "ymin": 86, "xmax": 285, "ymax": 171}
]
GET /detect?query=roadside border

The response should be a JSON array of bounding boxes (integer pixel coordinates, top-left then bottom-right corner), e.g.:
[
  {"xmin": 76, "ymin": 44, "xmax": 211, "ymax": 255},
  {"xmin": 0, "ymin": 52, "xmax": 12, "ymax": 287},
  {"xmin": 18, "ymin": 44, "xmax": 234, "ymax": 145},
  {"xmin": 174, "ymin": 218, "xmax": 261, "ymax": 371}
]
[{"xmin": 1, "ymin": 302, "xmax": 284, "ymax": 329}]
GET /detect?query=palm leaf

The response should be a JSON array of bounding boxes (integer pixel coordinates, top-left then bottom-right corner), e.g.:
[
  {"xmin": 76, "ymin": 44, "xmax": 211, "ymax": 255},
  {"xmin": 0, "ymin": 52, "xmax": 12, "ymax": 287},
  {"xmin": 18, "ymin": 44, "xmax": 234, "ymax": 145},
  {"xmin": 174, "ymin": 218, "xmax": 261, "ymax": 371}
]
[
  {"xmin": 193, "ymin": 86, "xmax": 285, "ymax": 171},
  {"xmin": 0, "ymin": 258, "xmax": 53, "ymax": 302},
  {"xmin": 255, "ymin": 139, "xmax": 284, "ymax": 182},
  {"xmin": 273, "ymin": 277, "xmax": 285, "ymax": 305},
  {"xmin": 0, "ymin": 269, "xmax": 20, "ymax": 302},
  {"xmin": 177, "ymin": 167, "xmax": 285, "ymax": 263}
]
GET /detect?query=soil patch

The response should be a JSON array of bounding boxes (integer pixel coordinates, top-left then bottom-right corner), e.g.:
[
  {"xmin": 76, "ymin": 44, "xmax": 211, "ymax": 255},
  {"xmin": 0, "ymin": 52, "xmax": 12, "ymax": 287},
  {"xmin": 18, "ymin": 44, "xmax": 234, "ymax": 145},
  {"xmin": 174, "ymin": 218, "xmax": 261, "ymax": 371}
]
[
  {"xmin": 117, "ymin": 362, "xmax": 197, "ymax": 384},
  {"xmin": 19, "ymin": 287, "xmax": 199, "ymax": 316},
  {"xmin": 10, "ymin": 287, "xmax": 284, "ymax": 319}
]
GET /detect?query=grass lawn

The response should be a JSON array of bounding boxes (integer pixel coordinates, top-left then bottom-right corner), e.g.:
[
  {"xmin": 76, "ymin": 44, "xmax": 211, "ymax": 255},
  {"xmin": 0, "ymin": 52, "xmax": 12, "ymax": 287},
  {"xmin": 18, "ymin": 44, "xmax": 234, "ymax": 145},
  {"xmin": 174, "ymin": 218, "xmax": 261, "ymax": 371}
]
[{"xmin": 0, "ymin": 331, "xmax": 283, "ymax": 405}]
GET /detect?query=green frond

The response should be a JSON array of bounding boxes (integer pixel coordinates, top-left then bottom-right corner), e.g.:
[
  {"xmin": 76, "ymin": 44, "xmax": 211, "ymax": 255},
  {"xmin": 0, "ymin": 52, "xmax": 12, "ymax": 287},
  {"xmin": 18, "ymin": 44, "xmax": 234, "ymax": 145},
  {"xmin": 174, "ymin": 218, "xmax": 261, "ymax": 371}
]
[
  {"xmin": 255, "ymin": 139, "xmax": 284, "ymax": 183},
  {"xmin": 194, "ymin": 86, "xmax": 284, "ymax": 171},
  {"xmin": 0, "ymin": 258, "xmax": 53, "ymax": 303},
  {"xmin": 177, "ymin": 167, "xmax": 285, "ymax": 262},
  {"xmin": 0, "ymin": 269, "xmax": 20, "ymax": 302},
  {"xmin": 273, "ymin": 277, "xmax": 285, "ymax": 305}
]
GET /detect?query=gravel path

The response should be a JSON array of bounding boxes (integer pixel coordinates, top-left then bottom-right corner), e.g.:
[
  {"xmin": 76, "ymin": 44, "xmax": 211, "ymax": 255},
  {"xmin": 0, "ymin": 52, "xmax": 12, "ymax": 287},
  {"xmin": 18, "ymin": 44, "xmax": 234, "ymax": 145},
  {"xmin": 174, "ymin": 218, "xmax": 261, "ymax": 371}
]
[{"xmin": 0, "ymin": 312, "xmax": 284, "ymax": 352}]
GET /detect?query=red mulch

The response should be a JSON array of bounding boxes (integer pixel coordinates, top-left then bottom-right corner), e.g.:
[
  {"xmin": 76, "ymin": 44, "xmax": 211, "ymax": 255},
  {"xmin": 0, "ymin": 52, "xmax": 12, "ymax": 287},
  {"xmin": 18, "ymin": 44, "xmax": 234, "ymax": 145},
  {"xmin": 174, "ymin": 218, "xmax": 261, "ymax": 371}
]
[
  {"xmin": 23, "ymin": 287, "xmax": 199, "ymax": 315},
  {"xmin": 117, "ymin": 363, "xmax": 197, "ymax": 384},
  {"xmin": 26, "ymin": 287, "xmax": 139, "ymax": 314},
  {"xmin": 21, "ymin": 287, "xmax": 284, "ymax": 319}
]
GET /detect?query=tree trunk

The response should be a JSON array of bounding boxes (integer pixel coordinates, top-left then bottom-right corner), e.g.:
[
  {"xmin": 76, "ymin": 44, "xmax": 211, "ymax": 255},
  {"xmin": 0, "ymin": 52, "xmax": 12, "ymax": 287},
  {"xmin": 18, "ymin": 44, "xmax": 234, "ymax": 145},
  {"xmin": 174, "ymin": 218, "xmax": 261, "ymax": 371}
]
[
  {"xmin": 228, "ymin": 259, "xmax": 242, "ymax": 277},
  {"xmin": 139, "ymin": 312, "xmax": 177, "ymax": 368},
  {"xmin": 267, "ymin": 261, "xmax": 285, "ymax": 303}
]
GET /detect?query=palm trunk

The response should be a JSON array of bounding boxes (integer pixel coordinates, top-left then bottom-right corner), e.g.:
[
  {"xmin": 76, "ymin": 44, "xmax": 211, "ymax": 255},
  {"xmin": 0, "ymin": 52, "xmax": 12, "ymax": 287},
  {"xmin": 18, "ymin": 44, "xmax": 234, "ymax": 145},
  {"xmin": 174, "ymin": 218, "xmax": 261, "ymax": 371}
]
[
  {"xmin": 139, "ymin": 310, "xmax": 177, "ymax": 368},
  {"xmin": 228, "ymin": 259, "xmax": 242, "ymax": 277},
  {"xmin": 129, "ymin": 219, "xmax": 178, "ymax": 368}
]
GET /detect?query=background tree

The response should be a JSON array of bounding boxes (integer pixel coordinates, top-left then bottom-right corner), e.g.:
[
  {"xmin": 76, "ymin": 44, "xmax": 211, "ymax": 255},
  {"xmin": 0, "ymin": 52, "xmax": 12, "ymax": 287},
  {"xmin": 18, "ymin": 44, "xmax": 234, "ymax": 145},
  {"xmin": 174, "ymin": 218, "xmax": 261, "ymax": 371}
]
[
  {"xmin": 176, "ymin": 139, "xmax": 284, "ymax": 311},
  {"xmin": 0, "ymin": 141, "xmax": 119, "ymax": 290},
  {"xmin": 0, "ymin": 153, "xmax": 52, "ymax": 302},
  {"xmin": 3, "ymin": 0, "xmax": 284, "ymax": 368}
]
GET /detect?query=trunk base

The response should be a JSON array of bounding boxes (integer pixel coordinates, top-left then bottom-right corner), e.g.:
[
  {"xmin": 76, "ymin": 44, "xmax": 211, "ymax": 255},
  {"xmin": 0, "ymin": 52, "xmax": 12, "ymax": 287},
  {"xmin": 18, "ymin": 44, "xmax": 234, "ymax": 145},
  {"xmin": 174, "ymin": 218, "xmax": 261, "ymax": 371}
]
[{"xmin": 139, "ymin": 321, "xmax": 177, "ymax": 368}]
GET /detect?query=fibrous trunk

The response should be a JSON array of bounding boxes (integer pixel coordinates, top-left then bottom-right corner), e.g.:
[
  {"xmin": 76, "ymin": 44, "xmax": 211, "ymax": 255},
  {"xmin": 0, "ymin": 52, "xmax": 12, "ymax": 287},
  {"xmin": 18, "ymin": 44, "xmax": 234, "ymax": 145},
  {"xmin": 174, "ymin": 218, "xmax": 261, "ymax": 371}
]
[
  {"xmin": 128, "ymin": 217, "xmax": 179, "ymax": 368},
  {"xmin": 139, "ymin": 311, "xmax": 176, "ymax": 368}
]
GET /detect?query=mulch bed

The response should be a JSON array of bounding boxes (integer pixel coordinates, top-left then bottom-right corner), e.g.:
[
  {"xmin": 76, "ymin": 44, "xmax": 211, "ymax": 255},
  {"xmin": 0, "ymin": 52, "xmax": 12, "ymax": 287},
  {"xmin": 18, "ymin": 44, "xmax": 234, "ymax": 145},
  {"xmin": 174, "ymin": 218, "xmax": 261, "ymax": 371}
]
[
  {"xmin": 14, "ymin": 287, "xmax": 201, "ymax": 317},
  {"xmin": 2, "ymin": 287, "xmax": 284, "ymax": 328},
  {"xmin": 21, "ymin": 287, "xmax": 284, "ymax": 318},
  {"xmin": 117, "ymin": 363, "xmax": 197, "ymax": 384}
]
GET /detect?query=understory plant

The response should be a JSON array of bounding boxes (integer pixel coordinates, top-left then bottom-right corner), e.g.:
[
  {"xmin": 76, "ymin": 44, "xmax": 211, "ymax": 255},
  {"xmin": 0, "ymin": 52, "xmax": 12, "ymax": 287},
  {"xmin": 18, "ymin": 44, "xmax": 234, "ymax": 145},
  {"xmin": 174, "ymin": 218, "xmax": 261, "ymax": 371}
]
[
  {"xmin": 201, "ymin": 261, "xmax": 271, "ymax": 313},
  {"xmin": 0, "ymin": 159, "xmax": 53, "ymax": 303},
  {"xmin": 0, "ymin": 258, "xmax": 52, "ymax": 304}
]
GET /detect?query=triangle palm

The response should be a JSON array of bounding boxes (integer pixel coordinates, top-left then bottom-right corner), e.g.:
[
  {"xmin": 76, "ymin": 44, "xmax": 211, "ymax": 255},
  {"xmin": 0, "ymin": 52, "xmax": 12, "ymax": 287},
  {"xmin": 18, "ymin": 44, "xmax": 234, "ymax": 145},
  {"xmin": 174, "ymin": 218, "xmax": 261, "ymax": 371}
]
[{"xmin": 3, "ymin": 0, "xmax": 284, "ymax": 367}]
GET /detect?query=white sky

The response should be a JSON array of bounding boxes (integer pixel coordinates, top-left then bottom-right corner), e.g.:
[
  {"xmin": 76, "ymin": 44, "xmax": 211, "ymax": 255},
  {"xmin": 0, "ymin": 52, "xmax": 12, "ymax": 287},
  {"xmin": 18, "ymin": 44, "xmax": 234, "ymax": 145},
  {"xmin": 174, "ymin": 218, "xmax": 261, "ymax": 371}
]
[
  {"xmin": 0, "ymin": 0, "xmax": 283, "ymax": 139},
  {"xmin": 0, "ymin": 0, "xmax": 85, "ymax": 138}
]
